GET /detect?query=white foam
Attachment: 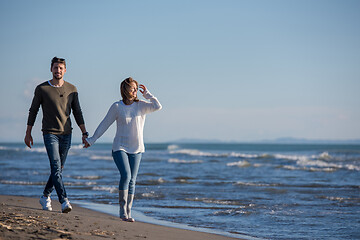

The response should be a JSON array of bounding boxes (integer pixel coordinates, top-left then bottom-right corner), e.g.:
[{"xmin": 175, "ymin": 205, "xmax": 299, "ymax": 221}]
[
  {"xmin": 167, "ymin": 144, "xmax": 179, "ymax": 150},
  {"xmin": 0, "ymin": 146, "xmax": 11, "ymax": 150},
  {"xmin": 227, "ymin": 160, "xmax": 251, "ymax": 167},
  {"xmin": 344, "ymin": 164, "xmax": 360, "ymax": 171},
  {"xmin": 141, "ymin": 191, "xmax": 159, "ymax": 198},
  {"xmin": 71, "ymin": 175, "xmax": 102, "ymax": 180},
  {"xmin": 297, "ymin": 159, "xmax": 339, "ymax": 168},
  {"xmin": 168, "ymin": 158, "xmax": 203, "ymax": 164},
  {"xmin": 318, "ymin": 152, "xmax": 332, "ymax": 160},
  {"xmin": 92, "ymin": 186, "xmax": 118, "ymax": 193},
  {"xmin": 71, "ymin": 144, "xmax": 84, "ymax": 150},
  {"xmin": 274, "ymin": 154, "xmax": 308, "ymax": 161},
  {"xmin": 229, "ymin": 152, "xmax": 260, "ymax": 158},
  {"xmin": 170, "ymin": 149, "xmax": 233, "ymax": 158},
  {"xmin": 0, "ymin": 180, "xmax": 43, "ymax": 185},
  {"xmin": 234, "ymin": 181, "xmax": 274, "ymax": 187},
  {"xmin": 66, "ymin": 181, "xmax": 97, "ymax": 186},
  {"xmin": 90, "ymin": 155, "xmax": 113, "ymax": 161},
  {"xmin": 296, "ymin": 159, "xmax": 360, "ymax": 171},
  {"xmin": 24, "ymin": 146, "xmax": 47, "ymax": 153}
]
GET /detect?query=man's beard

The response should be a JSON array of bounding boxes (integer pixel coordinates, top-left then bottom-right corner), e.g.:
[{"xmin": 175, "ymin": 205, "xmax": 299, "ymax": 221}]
[{"xmin": 53, "ymin": 73, "xmax": 62, "ymax": 80}]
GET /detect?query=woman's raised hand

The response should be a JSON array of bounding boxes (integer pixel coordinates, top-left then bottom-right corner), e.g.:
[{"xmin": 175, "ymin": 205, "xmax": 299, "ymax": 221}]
[{"xmin": 139, "ymin": 84, "xmax": 147, "ymax": 94}]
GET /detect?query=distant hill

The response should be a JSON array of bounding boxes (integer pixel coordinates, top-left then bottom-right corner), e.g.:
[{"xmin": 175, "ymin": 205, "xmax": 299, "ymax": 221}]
[
  {"xmin": 171, "ymin": 137, "xmax": 360, "ymax": 144},
  {"xmin": 259, "ymin": 137, "xmax": 360, "ymax": 144}
]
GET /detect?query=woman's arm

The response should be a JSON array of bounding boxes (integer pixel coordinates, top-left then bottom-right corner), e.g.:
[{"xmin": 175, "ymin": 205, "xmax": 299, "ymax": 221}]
[
  {"xmin": 85, "ymin": 102, "xmax": 118, "ymax": 146},
  {"xmin": 139, "ymin": 85, "xmax": 162, "ymax": 114}
]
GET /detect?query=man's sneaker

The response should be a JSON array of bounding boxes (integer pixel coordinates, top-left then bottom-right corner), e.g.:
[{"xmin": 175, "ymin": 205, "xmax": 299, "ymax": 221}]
[
  {"xmin": 39, "ymin": 195, "xmax": 52, "ymax": 211},
  {"xmin": 61, "ymin": 200, "xmax": 72, "ymax": 213}
]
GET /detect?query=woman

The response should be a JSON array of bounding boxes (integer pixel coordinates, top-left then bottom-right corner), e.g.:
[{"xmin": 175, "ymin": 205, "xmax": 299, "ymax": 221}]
[{"xmin": 85, "ymin": 77, "xmax": 162, "ymax": 222}]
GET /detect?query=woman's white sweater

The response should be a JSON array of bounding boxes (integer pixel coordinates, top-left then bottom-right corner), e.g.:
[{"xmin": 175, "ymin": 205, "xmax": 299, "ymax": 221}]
[{"xmin": 86, "ymin": 89, "xmax": 162, "ymax": 153}]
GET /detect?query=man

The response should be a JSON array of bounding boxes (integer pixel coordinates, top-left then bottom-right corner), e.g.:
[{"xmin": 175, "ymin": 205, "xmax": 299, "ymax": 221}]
[{"xmin": 24, "ymin": 57, "xmax": 88, "ymax": 213}]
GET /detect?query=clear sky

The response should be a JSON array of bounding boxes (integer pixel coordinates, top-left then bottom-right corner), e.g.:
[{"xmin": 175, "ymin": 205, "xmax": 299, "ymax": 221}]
[{"xmin": 0, "ymin": 0, "xmax": 359, "ymax": 143}]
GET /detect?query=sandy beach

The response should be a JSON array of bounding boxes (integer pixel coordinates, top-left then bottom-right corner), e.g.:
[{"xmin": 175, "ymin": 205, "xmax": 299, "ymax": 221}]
[{"xmin": 0, "ymin": 195, "xmax": 241, "ymax": 240}]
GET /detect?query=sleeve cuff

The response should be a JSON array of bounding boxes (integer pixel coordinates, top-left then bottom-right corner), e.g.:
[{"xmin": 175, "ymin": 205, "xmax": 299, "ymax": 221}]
[{"xmin": 143, "ymin": 89, "xmax": 154, "ymax": 99}]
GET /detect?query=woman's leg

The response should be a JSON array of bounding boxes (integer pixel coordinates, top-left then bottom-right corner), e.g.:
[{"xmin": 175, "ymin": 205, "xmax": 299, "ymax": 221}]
[
  {"xmin": 112, "ymin": 150, "xmax": 131, "ymax": 190},
  {"xmin": 127, "ymin": 152, "xmax": 142, "ymax": 194},
  {"xmin": 112, "ymin": 150, "xmax": 131, "ymax": 220},
  {"xmin": 127, "ymin": 152, "xmax": 142, "ymax": 222}
]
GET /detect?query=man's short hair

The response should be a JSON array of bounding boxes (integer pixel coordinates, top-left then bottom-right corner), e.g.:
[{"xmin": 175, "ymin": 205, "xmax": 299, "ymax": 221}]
[{"xmin": 51, "ymin": 57, "xmax": 66, "ymax": 69}]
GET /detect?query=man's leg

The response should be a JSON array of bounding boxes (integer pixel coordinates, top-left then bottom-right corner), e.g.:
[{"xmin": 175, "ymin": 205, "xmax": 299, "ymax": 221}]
[
  {"xmin": 58, "ymin": 134, "xmax": 72, "ymax": 213},
  {"xmin": 43, "ymin": 134, "xmax": 72, "ymax": 196},
  {"xmin": 43, "ymin": 134, "xmax": 68, "ymax": 204}
]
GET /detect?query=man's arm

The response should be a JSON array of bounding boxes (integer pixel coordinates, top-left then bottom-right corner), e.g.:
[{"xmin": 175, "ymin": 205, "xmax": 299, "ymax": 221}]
[
  {"xmin": 24, "ymin": 125, "xmax": 33, "ymax": 148},
  {"xmin": 78, "ymin": 124, "xmax": 88, "ymax": 145}
]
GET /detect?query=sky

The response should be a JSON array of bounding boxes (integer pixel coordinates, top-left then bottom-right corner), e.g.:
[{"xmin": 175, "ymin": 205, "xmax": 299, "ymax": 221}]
[{"xmin": 0, "ymin": 0, "xmax": 359, "ymax": 143}]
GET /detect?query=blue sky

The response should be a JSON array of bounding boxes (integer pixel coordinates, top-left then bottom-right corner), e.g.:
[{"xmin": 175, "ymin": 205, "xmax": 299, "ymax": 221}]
[{"xmin": 0, "ymin": 0, "xmax": 359, "ymax": 143}]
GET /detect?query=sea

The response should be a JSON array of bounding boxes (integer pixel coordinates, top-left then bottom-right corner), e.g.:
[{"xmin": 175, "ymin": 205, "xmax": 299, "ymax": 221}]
[{"xmin": 0, "ymin": 142, "xmax": 359, "ymax": 240}]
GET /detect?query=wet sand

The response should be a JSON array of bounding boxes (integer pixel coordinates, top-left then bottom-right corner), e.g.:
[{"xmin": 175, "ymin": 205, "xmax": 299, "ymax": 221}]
[{"xmin": 0, "ymin": 195, "xmax": 241, "ymax": 240}]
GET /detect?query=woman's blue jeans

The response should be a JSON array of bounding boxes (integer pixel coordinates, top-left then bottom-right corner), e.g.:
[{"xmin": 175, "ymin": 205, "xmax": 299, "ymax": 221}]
[
  {"xmin": 43, "ymin": 133, "xmax": 71, "ymax": 204},
  {"xmin": 112, "ymin": 150, "xmax": 142, "ymax": 195}
]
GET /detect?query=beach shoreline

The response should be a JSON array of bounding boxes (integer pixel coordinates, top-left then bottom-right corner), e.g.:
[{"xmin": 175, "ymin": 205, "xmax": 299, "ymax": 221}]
[{"xmin": 0, "ymin": 194, "xmax": 243, "ymax": 240}]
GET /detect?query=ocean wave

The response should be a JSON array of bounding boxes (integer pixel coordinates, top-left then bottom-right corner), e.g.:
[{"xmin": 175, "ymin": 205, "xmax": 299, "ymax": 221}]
[
  {"xmin": 229, "ymin": 152, "xmax": 262, "ymax": 158},
  {"xmin": 174, "ymin": 176, "xmax": 196, "ymax": 180},
  {"xmin": 282, "ymin": 165, "xmax": 337, "ymax": 172},
  {"xmin": 140, "ymin": 191, "xmax": 164, "ymax": 199},
  {"xmin": 226, "ymin": 160, "xmax": 251, "ymax": 167},
  {"xmin": 169, "ymin": 149, "xmax": 225, "ymax": 157},
  {"xmin": 152, "ymin": 205, "xmax": 225, "ymax": 210},
  {"xmin": 0, "ymin": 180, "xmax": 45, "ymax": 185},
  {"xmin": 138, "ymin": 177, "xmax": 166, "ymax": 186},
  {"xmin": 92, "ymin": 186, "xmax": 118, "ymax": 193},
  {"xmin": 174, "ymin": 179, "xmax": 195, "ymax": 184},
  {"xmin": 213, "ymin": 208, "xmax": 253, "ymax": 216},
  {"xmin": 297, "ymin": 158, "xmax": 338, "ymax": 168},
  {"xmin": 317, "ymin": 152, "xmax": 332, "ymax": 160},
  {"xmin": 174, "ymin": 176, "xmax": 197, "ymax": 184},
  {"xmin": 318, "ymin": 195, "xmax": 360, "ymax": 203},
  {"xmin": 344, "ymin": 164, "xmax": 360, "ymax": 171},
  {"xmin": 71, "ymin": 144, "xmax": 84, "ymax": 150},
  {"xmin": 66, "ymin": 181, "xmax": 97, "ymax": 186},
  {"xmin": 141, "ymin": 172, "xmax": 162, "ymax": 177},
  {"xmin": 0, "ymin": 179, "xmax": 97, "ymax": 186},
  {"xmin": 0, "ymin": 146, "xmax": 19, "ymax": 151},
  {"xmin": 90, "ymin": 155, "xmax": 113, "ymax": 161},
  {"xmin": 234, "ymin": 181, "xmax": 279, "ymax": 187},
  {"xmin": 168, "ymin": 158, "xmax": 203, "ymax": 164},
  {"xmin": 276, "ymin": 152, "xmax": 344, "ymax": 162},
  {"xmin": 167, "ymin": 144, "xmax": 179, "ymax": 150},
  {"xmin": 185, "ymin": 197, "xmax": 247, "ymax": 206},
  {"xmin": 70, "ymin": 175, "xmax": 103, "ymax": 180},
  {"xmin": 296, "ymin": 159, "xmax": 360, "ymax": 171},
  {"xmin": 274, "ymin": 154, "xmax": 309, "ymax": 161},
  {"xmin": 24, "ymin": 146, "xmax": 47, "ymax": 153},
  {"xmin": 169, "ymin": 148, "xmax": 264, "ymax": 159}
]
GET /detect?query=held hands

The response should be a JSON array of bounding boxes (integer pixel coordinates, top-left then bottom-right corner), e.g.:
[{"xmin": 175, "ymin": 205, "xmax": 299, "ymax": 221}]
[
  {"xmin": 83, "ymin": 140, "xmax": 90, "ymax": 148},
  {"xmin": 83, "ymin": 136, "xmax": 90, "ymax": 148}
]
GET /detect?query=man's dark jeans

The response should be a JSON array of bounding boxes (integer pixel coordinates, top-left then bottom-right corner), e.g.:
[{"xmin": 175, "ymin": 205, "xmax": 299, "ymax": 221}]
[{"xmin": 43, "ymin": 133, "xmax": 71, "ymax": 204}]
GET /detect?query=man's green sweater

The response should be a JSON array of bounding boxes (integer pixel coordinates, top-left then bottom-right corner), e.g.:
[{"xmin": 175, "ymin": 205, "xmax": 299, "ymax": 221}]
[{"xmin": 27, "ymin": 81, "xmax": 85, "ymax": 135}]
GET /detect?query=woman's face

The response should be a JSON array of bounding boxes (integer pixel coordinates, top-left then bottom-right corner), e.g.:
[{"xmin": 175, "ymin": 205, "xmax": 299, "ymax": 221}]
[{"xmin": 127, "ymin": 82, "xmax": 138, "ymax": 100}]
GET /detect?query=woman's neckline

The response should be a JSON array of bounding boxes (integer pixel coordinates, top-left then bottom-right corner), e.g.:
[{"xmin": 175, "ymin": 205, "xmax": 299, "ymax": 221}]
[{"xmin": 121, "ymin": 100, "xmax": 135, "ymax": 106}]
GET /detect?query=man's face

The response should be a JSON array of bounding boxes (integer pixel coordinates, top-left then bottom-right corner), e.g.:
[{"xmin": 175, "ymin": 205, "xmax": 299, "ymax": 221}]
[{"xmin": 51, "ymin": 62, "xmax": 66, "ymax": 80}]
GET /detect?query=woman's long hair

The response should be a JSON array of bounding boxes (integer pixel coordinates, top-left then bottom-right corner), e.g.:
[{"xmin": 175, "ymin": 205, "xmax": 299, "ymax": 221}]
[{"xmin": 120, "ymin": 77, "xmax": 139, "ymax": 102}]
